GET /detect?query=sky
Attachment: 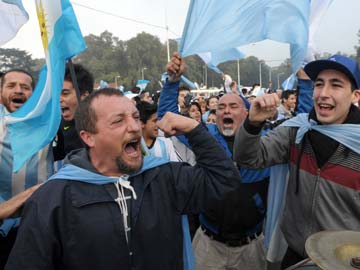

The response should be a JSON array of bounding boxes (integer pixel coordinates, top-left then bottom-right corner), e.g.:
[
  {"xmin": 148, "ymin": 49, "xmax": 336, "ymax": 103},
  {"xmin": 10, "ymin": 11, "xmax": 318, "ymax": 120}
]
[{"xmin": 3, "ymin": 0, "xmax": 360, "ymax": 67}]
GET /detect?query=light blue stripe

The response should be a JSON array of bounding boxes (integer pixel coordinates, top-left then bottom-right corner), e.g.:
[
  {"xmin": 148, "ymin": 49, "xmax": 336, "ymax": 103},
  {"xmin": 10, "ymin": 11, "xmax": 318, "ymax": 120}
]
[
  {"xmin": 8, "ymin": 0, "xmax": 86, "ymax": 172},
  {"xmin": 0, "ymin": 131, "xmax": 14, "ymax": 200}
]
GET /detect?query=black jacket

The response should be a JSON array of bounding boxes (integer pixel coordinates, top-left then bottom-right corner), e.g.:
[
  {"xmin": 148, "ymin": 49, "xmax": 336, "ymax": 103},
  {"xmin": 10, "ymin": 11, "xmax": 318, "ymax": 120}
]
[{"xmin": 6, "ymin": 125, "xmax": 257, "ymax": 270}]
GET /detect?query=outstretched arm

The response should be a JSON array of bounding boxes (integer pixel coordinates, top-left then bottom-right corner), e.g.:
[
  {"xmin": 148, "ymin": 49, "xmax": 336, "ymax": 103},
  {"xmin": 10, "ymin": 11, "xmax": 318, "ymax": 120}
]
[{"xmin": 0, "ymin": 184, "xmax": 41, "ymax": 220}]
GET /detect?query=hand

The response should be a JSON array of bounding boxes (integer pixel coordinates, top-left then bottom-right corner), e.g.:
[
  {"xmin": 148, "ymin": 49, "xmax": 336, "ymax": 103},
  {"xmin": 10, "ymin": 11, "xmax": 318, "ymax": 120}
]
[
  {"xmin": 0, "ymin": 183, "xmax": 41, "ymax": 219},
  {"xmin": 157, "ymin": 112, "xmax": 198, "ymax": 136},
  {"xmin": 248, "ymin": 93, "xmax": 280, "ymax": 126},
  {"xmin": 166, "ymin": 52, "xmax": 185, "ymax": 82},
  {"xmin": 297, "ymin": 68, "xmax": 310, "ymax": 80}
]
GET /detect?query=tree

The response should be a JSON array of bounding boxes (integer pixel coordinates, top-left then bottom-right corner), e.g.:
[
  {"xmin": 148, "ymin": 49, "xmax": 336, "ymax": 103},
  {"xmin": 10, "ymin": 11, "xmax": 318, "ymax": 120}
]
[
  {"xmin": 0, "ymin": 48, "xmax": 39, "ymax": 78},
  {"xmin": 356, "ymin": 29, "xmax": 360, "ymax": 65}
]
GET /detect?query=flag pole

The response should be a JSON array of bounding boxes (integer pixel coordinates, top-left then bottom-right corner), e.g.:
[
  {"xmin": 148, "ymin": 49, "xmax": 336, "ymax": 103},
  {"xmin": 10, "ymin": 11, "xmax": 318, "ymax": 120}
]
[{"xmin": 67, "ymin": 58, "xmax": 81, "ymax": 103}]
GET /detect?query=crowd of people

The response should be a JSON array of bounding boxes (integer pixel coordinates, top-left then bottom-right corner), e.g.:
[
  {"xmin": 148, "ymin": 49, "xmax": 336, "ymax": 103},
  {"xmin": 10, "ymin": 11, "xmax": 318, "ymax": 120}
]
[{"xmin": 0, "ymin": 51, "xmax": 359, "ymax": 270}]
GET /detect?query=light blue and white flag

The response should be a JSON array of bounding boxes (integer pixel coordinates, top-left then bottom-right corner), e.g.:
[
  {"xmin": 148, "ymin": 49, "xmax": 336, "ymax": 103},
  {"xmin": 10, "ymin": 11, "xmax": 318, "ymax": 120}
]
[
  {"xmin": 0, "ymin": 0, "xmax": 28, "ymax": 45},
  {"xmin": 281, "ymin": 73, "xmax": 297, "ymax": 90},
  {"xmin": 136, "ymin": 79, "xmax": 150, "ymax": 92},
  {"xmin": 306, "ymin": 0, "xmax": 334, "ymax": 61},
  {"xmin": 198, "ymin": 47, "xmax": 245, "ymax": 74},
  {"xmin": 180, "ymin": 75, "xmax": 198, "ymax": 90},
  {"xmin": 280, "ymin": 0, "xmax": 334, "ymax": 92},
  {"xmin": 4, "ymin": 0, "xmax": 86, "ymax": 172},
  {"xmin": 180, "ymin": 0, "xmax": 310, "ymax": 73}
]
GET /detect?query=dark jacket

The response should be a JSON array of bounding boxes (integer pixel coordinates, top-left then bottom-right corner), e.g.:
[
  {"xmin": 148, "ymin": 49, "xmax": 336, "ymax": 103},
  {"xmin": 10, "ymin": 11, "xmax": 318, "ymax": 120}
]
[
  {"xmin": 6, "ymin": 125, "xmax": 255, "ymax": 270},
  {"xmin": 61, "ymin": 119, "xmax": 85, "ymax": 154},
  {"xmin": 53, "ymin": 119, "xmax": 85, "ymax": 161}
]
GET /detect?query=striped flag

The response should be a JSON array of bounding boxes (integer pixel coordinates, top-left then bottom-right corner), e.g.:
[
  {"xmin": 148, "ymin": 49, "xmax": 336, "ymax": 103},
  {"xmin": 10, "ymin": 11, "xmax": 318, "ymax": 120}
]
[
  {"xmin": 0, "ymin": 0, "xmax": 28, "ymax": 45},
  {"xmin": 180, "ymin": 0, "xmax": 310, "ymax": 73},
  {"xmin": 5, "ymin": 0, "xmax": 86, "ymax": 172}
]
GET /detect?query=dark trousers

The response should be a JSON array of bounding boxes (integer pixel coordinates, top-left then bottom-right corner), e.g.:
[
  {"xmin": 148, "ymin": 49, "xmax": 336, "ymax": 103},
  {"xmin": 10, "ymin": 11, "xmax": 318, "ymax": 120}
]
[
  {"xmin": 0, "ymin": 229, "xmax": 18, "ymax": 270},
  {"xmin": 281, "ymin": 247, "xmax": 305, "ymax": 269}
]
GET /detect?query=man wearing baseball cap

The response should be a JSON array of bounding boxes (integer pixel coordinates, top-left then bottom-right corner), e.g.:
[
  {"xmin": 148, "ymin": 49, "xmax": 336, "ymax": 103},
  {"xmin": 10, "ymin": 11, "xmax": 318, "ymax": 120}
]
[{"xmin": 233, "ymin": 54, "xmax": 360, "ymax": 269}]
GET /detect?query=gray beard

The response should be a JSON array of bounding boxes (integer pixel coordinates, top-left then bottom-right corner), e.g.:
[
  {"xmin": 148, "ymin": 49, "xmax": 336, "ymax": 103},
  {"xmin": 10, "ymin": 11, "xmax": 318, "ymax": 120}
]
[
  {"xmin": 222, "ymin": 128, "xmax": 235, "ymax": 137},
  {"xmin": 116, "ymin": 155, "xmax": 143, "ymax": 175}
]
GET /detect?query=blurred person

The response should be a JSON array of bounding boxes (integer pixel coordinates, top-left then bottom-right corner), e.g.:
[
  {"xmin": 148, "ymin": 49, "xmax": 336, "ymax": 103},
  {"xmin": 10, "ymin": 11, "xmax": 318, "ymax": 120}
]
[
  {"xmin": 242, "ymin": 88, "xmax": 249, "ymax": 97},
  {"xmin": 188, "ymin": 101, "xmax": 202, "ymax": 123},
  {"xmin": 206, "ymin": 109, "xmax": 217, "ymax": 124},
  {"xmin": 139, "ymin": 90, "xmax": 153, "ymax": 104},
  {"xmin": 178, "ymin": 85, "xmax": 191, "ymax": 116},
  {"xmin": 277, "ymin": 90, "xmax": 296, "ymax": 120},
  {"xmin": 136, "ymin": 101, "xmax": 177, "ymax": 161},
  {"xmin": 198, "ymin": 100, "xmax": 207, "ymax": 114},
  {"xmin": 222, "ymin": 73, "xmax": 232, "ymax": 93},
  {"xmin": 275, "ymin": 89, "xmax": 283, "ymax": 99},
  {"xmin": 202, "ymin": 95, "xmax": 219, "ymax": 122},
  {"xmin": 230, "ymin": 81, "xmax": 239, "ymax": 95}
]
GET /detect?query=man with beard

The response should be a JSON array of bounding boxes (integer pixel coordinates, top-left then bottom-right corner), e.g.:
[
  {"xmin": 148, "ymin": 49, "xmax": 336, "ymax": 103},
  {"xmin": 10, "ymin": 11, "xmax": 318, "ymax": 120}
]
[
  {"xmin": 0, "ymin": 69, "xmax": 54, "ymax": 269},
  {"xmin": 233, "ymin": 55, "xmax": 360, "ymax": 268},
  {"xmin": 159, "ymin": 53, "xmax": 270, "ymax": 270},
  {"xmin": 6, "ymin": 88, "xmax": 249, "ymax": 270}
]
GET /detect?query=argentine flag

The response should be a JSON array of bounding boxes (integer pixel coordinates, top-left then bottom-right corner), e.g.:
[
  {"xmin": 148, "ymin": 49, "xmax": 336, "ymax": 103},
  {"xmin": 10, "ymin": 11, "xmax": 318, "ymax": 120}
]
[
  {"xmin": 136, "ymin": 79, "xmax": 150, "ymax": 92},
  {"xmin": 198, "ymin": 47, "xmax": 245, "ymax": 74},
  {"xmin": 0, "ymin": 0, "xmax": 28, "ymax": 45},
  {"xmin": 4, "ymin": 0, "xmax": 86, "ymax": 172},
  {"xmin": 180, "ymin": 0, "xmax": 310, "ymax": 73}
]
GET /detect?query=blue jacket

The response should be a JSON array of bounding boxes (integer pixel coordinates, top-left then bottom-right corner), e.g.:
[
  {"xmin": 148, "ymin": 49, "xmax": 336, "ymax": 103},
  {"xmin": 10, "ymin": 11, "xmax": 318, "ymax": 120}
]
[{"xmin": 158, "ymin": 80, "xmax": 270, "ymax": 238}]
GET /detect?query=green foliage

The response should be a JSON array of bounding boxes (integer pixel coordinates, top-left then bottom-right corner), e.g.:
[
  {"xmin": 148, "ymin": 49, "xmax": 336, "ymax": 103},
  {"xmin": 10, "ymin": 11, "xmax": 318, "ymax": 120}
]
[
  {"xmin": 0, "ymin": 48, "xmax": 40, "ymax": 79},
  {"xmin": 356, "ymin": 30, "xmax": 360, "ymax": 65},
  {"xmin": 3, "ymin": 29, "xmax": 360, "ymax": 91}
]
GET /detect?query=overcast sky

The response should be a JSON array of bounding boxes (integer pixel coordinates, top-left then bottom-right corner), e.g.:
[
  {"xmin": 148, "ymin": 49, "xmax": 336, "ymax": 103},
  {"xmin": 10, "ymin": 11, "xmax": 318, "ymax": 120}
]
[{"xmin": 3, "ymin": 0, "xmax": 360, "ymax": 67}]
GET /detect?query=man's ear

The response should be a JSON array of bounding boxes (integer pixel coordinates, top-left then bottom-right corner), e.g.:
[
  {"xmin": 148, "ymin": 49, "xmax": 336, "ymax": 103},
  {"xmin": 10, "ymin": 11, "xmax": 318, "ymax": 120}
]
[
  {"xmin": 79, "ymin": 130, "xmax": 95, "ymax": 148},
  {"xmin": 351, "ymin": 89, "xmax": 360, "ymax": 105}
]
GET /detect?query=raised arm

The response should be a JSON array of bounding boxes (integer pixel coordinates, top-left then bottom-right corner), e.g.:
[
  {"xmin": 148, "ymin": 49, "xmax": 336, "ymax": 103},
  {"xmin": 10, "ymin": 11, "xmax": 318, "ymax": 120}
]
[
  {"xmin": 157, "ymin": 112, "xmax": 243, "ymax": 214},
  {"xmin": 158, "ymin": 52, "xmax": 185, "ymax": 119}
]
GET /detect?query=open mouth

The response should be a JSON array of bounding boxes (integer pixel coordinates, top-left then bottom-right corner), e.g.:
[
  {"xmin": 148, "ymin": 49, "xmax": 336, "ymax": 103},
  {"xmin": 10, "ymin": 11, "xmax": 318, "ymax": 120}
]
[
  {"xmin": 318, "ymin": 103, "xmax": 334, "ymax": 111},
  {"xmin": 223, "ymin": 117, "xmax": 234, "ymax": 128},
  {"xmin": 61, "ymin": 106, "xmax": 70, "ymax": 113},
  {"xmin": 124, "ymin": 138, "xmax": 141, "ymax": 156},
  {"xmin": 61, "ymin": 106, "xmax": 73, "ymax": 120},
  {"xmin": 11, "ymin": 97, "xmax": 25, "ymax": 107}
]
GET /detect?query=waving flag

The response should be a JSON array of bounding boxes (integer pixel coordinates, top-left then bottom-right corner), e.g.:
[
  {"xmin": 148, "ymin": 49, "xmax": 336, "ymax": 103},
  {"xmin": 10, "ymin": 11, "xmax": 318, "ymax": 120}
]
[
  {"xmin": 281, "ymin": 0, "xmax": 334, "ymax": 91},
  {"xmin": 180, "ymin": 75, "xmax": 198, "ymax": 90},
  {"xmin": 198, "ymin": 48, "xmax": 246, "ymax": 74},
  {"xmin": 306, "ymin": 0, "xmax": 334, "ymax": 61},
  {"xmin": 281, "ymin": 73, "xmax": 297, "ymax": 90},
  {"xmin": 136, "ymin": 79, "xmax": 150, "ymax": 92},
  {"xmin": 4, "ymin": 0, "xmax": 86, "ymax": 172},
  {"xmin": 180, "ymin": 0, "xmax": 310, "ymax": 73},
  {"xmin": 0, "ymin": 0, "xmax": 28, "ymax": 45}
]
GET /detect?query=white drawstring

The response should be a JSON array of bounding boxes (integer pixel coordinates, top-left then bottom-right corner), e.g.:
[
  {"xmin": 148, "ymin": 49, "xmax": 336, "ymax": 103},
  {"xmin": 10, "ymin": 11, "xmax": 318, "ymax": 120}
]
[{"xmin": 114, "ymin": 175, "xmax": 137, "ymax": 245}]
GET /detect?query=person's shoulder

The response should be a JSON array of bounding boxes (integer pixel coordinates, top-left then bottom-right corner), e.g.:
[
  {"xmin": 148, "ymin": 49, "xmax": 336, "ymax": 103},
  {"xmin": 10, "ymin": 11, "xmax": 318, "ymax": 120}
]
[
  {"xmin": 36, "ymin": 179, "xmax": 70, "ymax": 194},
  {"xmin": 206, "ymin": 123, "xmax": 218, "ymax": 133},
  {"xmin": 24, "ymin": 180, "xmax": 70, "ymax": 208}
]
